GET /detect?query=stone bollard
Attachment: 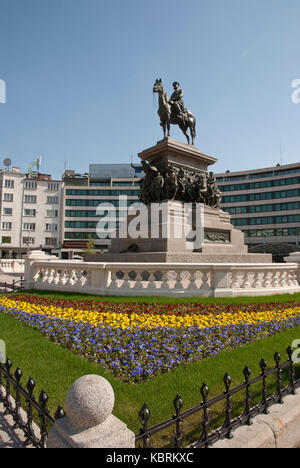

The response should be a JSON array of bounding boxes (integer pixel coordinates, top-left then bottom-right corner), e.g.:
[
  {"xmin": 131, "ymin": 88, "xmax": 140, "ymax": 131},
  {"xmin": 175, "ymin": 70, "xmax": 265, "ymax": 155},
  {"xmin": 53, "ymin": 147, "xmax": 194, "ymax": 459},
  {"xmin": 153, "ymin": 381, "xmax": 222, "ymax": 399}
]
[{"xmin": 47, "ymin": 375, "xmax": 135, "ymax": 448}]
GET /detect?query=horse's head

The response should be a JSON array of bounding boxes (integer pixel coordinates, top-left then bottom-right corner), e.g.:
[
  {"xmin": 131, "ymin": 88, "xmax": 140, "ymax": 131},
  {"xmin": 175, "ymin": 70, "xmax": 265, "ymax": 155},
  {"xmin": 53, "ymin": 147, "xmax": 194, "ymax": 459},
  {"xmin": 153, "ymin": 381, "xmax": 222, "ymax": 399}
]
[{"xmin": 153, "ymin": 78, "xmax": 164, "ymax": 94}]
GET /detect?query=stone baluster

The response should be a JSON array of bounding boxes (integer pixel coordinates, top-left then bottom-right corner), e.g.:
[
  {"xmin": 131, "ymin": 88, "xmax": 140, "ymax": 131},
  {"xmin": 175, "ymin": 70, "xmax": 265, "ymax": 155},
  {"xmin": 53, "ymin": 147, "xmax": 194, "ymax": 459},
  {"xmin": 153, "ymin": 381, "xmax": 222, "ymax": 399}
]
[
  {"xmin": 279, "ymin": 271, "xmax": 287, "ymax": 288},
  {"xmin": 241, "ymin": 272, "xmax": 251, "ymax": 289},
  {"xmin": 48, "ymin": 268, "xmax": 55, "ymax": 284},
  {"xmin": 147, "ymin": 271, "xmax": 157, "ymax": 290},
  {"xmin": 61, "ymin": 270, "xmax": 69, "ymax": 286},
  {"xmin": 174, "ymin": 271, "xmax": 184, "ymax": 290},
  {"xmin": 292, "ymin": 271, "xmax": 299, "ymax": 287},
  {"xmin": 122, "ymin": 271, "xmax": 131, "ymax": 289},
  {"xmin": 54, "ymin": 268, "xmax": 61, "ymax": 285},
  {"xmin": 253, "ymin": 272, "xmax": 261, "ymax": 289},
  {"xmin": 108, "ymin": 270, "xmax": 119, "ymax": 289},
  {"xmin": 160, "ymin": 270, "xmax": 170, "ymax": 290},
  {"xmin": 33, "ymin": 267, "xmax": 41, "ymax": 283},
  {"xmin": 200, "ymin": 271, "xmax": 210, "ymax": 290},
  {"xmin": 262, "ymin": 272, "xmax": 272, "ymax": 289},
  {"xmin": 42, "ymin": 268, "xmax": 49, "ymax": 283},
  {"xmin": 271, "ymin": 272, "xmax": 279, "ymax": 288},
  {"xmin": 133, "ymin": 270, "xmax": 144, "ymax": 290},
  {"xmin": 231, "ymin": 271, "xmax": 240, "ymax": 289},
  {"xmin": 188, "ymin": 271, "xmax": 200, "ymax": 290}
]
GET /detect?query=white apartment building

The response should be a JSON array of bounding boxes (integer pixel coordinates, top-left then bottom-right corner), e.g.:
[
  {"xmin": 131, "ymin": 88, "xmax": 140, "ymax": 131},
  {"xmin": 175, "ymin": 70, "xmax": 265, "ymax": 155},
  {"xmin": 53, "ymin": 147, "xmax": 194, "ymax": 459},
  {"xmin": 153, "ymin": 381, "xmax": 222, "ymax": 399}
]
[{"xmin": 0, "ymin": 168, "xmax": 63, "ymax": 258}]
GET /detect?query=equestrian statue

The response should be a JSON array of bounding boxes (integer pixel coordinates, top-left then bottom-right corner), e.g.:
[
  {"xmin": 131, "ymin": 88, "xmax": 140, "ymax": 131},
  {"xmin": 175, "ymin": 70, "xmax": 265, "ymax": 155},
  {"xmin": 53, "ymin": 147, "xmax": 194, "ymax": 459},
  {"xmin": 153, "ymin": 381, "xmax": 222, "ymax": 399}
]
[{"xmin": 153, "ymin": 79, "xmax": 196, "ymax": 145}]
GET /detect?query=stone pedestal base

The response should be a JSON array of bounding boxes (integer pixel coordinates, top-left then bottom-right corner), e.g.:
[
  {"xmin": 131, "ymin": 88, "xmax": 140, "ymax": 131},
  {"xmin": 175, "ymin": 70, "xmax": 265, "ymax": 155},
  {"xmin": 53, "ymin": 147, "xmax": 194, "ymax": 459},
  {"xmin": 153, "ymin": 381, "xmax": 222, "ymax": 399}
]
[{"xmin": 90, "ymin": 202, "xmax": 272, "ymax": 264}]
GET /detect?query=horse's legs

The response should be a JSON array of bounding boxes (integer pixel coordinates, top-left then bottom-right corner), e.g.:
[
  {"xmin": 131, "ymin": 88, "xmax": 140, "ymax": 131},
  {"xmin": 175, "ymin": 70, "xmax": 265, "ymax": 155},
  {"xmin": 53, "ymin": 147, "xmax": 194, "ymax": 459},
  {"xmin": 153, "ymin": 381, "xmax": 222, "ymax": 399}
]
[
  {"xmin": 188, "ymin": 118, "xmax": 196, "ymax": 145},
  {"xmin": 179, "ymin": 123, "xmax": 190, "ymax": 145},
  {"xmin": 162, "ymin": 119, "xmax": 167, "ymax": 138}
]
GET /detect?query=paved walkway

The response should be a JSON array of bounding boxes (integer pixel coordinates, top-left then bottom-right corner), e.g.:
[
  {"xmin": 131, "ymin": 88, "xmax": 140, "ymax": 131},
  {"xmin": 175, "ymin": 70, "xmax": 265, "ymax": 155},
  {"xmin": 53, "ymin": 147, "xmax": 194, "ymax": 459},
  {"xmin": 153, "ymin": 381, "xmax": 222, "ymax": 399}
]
[
  {"xmin": 0, "ymin": 272, "xmax": 23, "ymax": 293},
  {"xmin": 0, "ymin": 403, "xmax": 26, "ymax": 448}
]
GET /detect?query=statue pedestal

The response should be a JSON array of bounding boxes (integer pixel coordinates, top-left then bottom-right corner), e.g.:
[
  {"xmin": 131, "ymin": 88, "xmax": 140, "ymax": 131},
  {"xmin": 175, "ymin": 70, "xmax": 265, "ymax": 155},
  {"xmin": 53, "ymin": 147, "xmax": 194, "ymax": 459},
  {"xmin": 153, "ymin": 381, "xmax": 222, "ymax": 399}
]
[
  {"xmin": 95, "ymin": 201, "xmax": 271, "ymax": 264},
  {"xmin": 87, "ymin": 139, "xmax": 272, "ymax": 264},
  {"xmin": 139, "ymin": 137, "xmax": 217, "ymax": 174}
]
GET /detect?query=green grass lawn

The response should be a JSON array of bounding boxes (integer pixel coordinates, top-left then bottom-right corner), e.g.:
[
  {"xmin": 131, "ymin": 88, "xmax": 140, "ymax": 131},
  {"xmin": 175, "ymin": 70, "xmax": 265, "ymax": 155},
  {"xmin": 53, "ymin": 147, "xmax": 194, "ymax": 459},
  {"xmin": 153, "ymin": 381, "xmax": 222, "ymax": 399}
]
[{"xmin": 1, "ymin": 307, "xmax": 299, "ymax": 446}]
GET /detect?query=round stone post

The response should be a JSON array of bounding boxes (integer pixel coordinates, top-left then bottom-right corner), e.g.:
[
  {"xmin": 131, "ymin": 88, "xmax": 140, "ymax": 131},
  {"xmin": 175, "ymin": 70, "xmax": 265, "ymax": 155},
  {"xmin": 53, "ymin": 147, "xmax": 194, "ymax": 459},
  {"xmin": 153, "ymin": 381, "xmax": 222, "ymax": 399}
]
[{"xmin": 47, "ymin": 375, "xmax": 135, "ymax": 448}]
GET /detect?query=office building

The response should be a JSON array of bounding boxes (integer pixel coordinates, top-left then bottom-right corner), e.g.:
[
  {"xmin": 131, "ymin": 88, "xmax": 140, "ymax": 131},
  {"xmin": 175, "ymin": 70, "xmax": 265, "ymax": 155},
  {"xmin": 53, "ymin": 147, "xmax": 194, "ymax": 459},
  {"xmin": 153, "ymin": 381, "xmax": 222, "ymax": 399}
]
[
  {"xmin": 61, "ymin": 164, "xmax": 142, "ymax": 258},
  {"xmin": 216, "ymin": 162, "xmax": 300, "ymax": 261}
]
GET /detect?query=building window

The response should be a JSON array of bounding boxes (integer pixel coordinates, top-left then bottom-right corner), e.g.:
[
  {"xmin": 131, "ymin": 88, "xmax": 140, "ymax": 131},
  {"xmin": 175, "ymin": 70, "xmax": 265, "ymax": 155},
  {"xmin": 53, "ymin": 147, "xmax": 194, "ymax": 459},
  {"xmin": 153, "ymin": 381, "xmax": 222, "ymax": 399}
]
[
  {"xmin": 24, "ymin": 195, "xmax": 37, "ymax": 204},
  {"xmin": 3, "ymin": 208, "xmax": 12, "ymax": 215},
  {"xmin": 47, "ymin": 196, "xmax": 59, "ymax": 204},
  {"xmin": 46, "ymin": 210, "xmax": 58, "ymax": 217},
  {"xmin": 45, "ymin": 237, "xmax": 57, "ymax": 246},
  {"xmin": 66, "ymin": 199, "xmax": 136, "ymax": 207},
  {"xmin": 5, "ymin": 180, "xmax": 14, "ymax": 188},
  {"xmin": 24, "ymin": 181, "xmax": 37, "ymax": 189},
  {"xmin": 2, "ymin": 222, "xmax": 12, "ymax": 230},
  {"xmin": 66, "ymin": 189, "xmax": 140, "ymax": 196},
  {"xmin": 47, "ymin": 183, "xmax": 60, "ymax": 191},
  {"xmin": 23, "ymin": 237, "xmax": 35, "ymax": 245},
  {"xmin": 65, "ymin": 232, "xmax": 98, "ymax": 240},
  {"xmin": 112, "ymin": 182, "xmax": 134, "ymax": 187},
  {"xmin": 3, "ymin": 193, "xmax": 13, "ymax": 202},
  {"xmin": 24, "ymin": 209, "xmax": 36, "ymax": 217},
  {"xmin": 2, "ymin": 236, "xmax": 11, "ymax": 244},
  {"xmin": 23, "ymin": 223, "xmax": 35, "ymax": 231},
  {"xmin": 46, "ymin": 224, "xmax": 58, "ymax": 231}
]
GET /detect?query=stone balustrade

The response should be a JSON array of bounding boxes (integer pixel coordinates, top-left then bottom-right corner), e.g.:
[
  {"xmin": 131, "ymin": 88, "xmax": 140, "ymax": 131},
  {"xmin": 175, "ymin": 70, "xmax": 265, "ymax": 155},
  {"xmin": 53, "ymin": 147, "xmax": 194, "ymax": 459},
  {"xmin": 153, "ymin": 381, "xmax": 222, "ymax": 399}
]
[
  {"xmin": 0, "ymin": 259, "xmax": 25, "ymax": 274},
  {"xmin": 23, "ymin": 250, "xmax": 300, "ymax": 298}
]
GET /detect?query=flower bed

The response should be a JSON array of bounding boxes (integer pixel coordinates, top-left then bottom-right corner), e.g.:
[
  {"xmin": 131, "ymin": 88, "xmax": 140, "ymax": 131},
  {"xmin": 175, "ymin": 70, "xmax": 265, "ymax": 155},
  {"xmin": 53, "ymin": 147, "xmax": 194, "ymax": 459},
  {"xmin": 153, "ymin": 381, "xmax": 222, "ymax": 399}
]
[{"xmin": 1, "ymin": 296, "xmax": 300, "ymax": 382}]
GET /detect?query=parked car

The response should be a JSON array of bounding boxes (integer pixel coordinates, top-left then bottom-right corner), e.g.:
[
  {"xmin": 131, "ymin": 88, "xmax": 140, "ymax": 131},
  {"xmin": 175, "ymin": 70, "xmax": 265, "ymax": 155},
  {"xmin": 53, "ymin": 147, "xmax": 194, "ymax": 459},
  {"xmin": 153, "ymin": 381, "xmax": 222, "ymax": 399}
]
[{"xmin": 73, "ymin": 255, "xmax": 83, "ymax": 261}]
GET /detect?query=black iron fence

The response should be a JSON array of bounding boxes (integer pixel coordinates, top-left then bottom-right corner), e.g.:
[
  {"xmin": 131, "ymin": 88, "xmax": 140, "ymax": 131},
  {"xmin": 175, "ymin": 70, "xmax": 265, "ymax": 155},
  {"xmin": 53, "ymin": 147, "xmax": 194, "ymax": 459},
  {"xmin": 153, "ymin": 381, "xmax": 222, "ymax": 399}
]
[
  {"xmin": 0, "ymin": 278, "xmax": 24, "ymax": 294},
  {"xmin": 136, "ymin": 347, "xmax": 300, "ymax": 448},
  {"xmin": 0, "ymin": 358, "xmax": 65, "ymax": 448},
  {"xmin": 1, "ymin": 349, "xmax": 299, "ymax": 449}
]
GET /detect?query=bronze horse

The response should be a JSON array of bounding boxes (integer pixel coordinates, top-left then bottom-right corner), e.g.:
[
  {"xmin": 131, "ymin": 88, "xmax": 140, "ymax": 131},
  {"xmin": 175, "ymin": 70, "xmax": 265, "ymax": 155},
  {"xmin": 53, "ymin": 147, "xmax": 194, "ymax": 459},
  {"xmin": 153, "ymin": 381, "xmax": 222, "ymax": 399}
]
[{"xmin": 153, "ymin": 79, "xmax": 196, "ymax": 145}]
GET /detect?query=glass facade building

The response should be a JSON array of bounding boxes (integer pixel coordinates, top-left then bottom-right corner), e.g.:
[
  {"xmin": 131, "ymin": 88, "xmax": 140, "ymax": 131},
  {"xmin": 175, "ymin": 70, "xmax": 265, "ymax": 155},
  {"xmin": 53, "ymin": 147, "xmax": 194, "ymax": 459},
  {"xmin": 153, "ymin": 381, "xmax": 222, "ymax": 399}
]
[
  {"xmin": 61, "ymin": 164, "xmax": 142, "ymax": 258},
  {"xmin": 216, "ymin": 162, "xmax": 300, "ymax": 261}
]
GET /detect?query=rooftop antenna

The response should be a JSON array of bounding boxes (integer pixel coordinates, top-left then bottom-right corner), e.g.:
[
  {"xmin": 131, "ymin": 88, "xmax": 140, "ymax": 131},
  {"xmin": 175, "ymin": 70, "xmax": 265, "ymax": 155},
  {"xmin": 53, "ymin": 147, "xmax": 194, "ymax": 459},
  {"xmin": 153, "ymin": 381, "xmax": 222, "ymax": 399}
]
[
  {"xmin": 37, "ymin": 156, "xmax": 42, "ymax": 173},
  {"xmin": 3, "ymin": 158, "xmax": 11, "ymax": 171},
  {"xmin": 280, "ymin": 144, "xmax": 283, "ymax": 166}
]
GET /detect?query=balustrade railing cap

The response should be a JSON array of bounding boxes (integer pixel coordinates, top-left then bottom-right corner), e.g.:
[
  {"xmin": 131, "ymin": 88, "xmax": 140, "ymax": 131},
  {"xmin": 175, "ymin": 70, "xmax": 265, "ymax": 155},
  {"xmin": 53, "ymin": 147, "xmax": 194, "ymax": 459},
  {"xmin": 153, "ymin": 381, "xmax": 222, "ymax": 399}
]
[
  {"xmin": 65, "ymin": 375, "xmax": 115, "ymax": 430},
  {"xmin": 25, "ymin": 250, "xmax": 51, "ymax": 260}
]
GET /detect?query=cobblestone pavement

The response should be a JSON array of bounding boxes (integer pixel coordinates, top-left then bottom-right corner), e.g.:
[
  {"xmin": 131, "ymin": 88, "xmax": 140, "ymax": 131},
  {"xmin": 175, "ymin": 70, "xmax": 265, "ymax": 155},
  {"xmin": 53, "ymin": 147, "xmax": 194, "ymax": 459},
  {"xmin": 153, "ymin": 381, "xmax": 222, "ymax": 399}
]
[
  {"xmin": 0, "ymin": 402, "xmax": 26, "ymax": 448},
  {"xmin": 0, "ymin": 273, "xmax": 27, "ymax": 448}
]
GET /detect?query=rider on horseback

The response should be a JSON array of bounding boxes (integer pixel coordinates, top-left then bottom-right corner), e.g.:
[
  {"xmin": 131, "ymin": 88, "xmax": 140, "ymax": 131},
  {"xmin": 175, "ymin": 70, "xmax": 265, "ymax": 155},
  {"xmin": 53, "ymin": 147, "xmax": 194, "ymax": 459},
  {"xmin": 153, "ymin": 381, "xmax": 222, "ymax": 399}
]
[{"xmin": 169, "ymin": 82, "xmax": 186, "ymax": 125}]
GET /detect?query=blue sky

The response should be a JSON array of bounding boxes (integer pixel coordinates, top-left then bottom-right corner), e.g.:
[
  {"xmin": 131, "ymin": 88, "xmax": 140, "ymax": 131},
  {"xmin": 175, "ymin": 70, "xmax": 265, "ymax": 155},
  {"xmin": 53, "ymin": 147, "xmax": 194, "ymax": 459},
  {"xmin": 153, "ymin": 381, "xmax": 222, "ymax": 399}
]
[{"xmin": 0, "ymin": 0, "xmax": 300, "ymax": 178}]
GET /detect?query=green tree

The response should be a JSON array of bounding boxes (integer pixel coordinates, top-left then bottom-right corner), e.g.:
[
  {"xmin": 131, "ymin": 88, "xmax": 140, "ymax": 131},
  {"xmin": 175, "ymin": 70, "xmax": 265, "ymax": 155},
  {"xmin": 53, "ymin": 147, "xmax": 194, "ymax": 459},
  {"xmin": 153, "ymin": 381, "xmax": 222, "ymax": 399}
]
[{"xmin": 84, "ymin": 234, "xmax": 96, "ymax": 255}]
